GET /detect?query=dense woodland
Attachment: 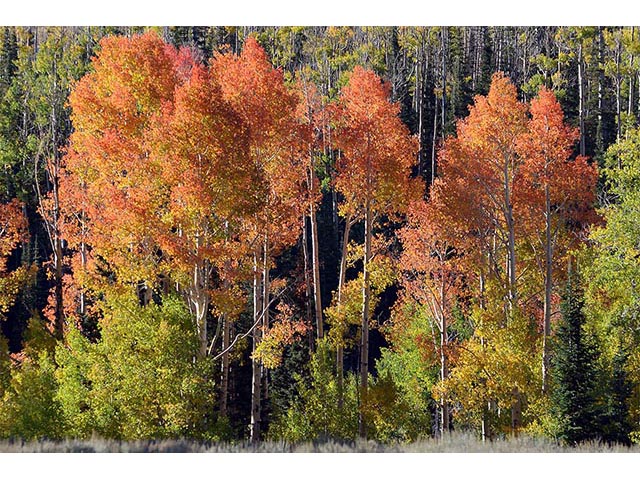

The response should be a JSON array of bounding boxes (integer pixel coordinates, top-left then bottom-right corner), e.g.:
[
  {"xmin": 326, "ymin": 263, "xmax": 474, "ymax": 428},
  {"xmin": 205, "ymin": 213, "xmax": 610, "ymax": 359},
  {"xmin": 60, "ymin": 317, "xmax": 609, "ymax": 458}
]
[{"xmin": 1, "ymin": 26, "xmax": 640, "ymax": 445}]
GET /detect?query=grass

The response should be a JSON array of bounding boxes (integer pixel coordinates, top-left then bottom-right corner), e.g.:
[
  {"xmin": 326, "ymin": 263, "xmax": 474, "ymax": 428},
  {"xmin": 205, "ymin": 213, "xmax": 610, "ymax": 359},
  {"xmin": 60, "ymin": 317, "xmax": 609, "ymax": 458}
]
[{"xmin": 1, "ymin": 432, "xmax": 639, "ymax": 452}]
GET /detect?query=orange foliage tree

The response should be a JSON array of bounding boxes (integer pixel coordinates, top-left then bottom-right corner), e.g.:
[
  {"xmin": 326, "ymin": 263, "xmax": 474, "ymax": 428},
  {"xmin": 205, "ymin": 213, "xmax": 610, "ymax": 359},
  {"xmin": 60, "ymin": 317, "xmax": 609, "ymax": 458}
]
[
  {"xmin": 397, "ymin": 199, "xmax": 465, "ymax": 433},
  {"xmin": 516, "ymin": 87, "xmax": 598, "ymax": 393},
  {"xmin": 60, "ymin": 32, "xmax": 187, "ymax": 328},
  {"xmin": 211, "ymin": 36, "xmax": 310, "ymax": 442},
  {"xmin": 423, "ymin": 74, "xmax": 598, "ymax": 435},
  {"xmin": 331, "ymin": 66, "xmax": 421, "ymax": 438},
  {"xmin": 432, "ymin": 72, "xmax": 528, "ymax": 309},
  {"xmin": 0, "ymin": 199, "xmax": 32, "ymax": 319},
  {"xmin": 60, "ymin": 32, "xmax": 263, "ymax": 361}
]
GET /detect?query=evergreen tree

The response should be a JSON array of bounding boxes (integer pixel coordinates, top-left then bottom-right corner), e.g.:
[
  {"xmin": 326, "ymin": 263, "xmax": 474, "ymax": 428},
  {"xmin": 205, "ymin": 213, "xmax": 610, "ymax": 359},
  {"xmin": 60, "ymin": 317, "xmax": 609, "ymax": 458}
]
[
  {"xmin": 601, "ymin": 347, "xmax": 633, "ymax": 445},
  {"xmin": 551, "ymin": 276, "xmax": 603, "ymax": 445}
]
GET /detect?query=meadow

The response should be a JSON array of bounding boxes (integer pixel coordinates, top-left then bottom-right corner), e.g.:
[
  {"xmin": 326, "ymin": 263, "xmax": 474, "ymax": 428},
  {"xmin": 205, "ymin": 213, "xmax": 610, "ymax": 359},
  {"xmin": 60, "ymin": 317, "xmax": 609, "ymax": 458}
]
[{"xmin": 1, "ymin": 432, "xmax": 638, "ymax": 453}]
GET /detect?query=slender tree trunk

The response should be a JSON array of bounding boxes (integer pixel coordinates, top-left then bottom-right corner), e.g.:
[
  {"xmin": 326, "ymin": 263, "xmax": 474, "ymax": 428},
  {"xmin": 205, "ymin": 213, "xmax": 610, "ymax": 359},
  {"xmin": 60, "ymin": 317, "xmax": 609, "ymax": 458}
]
[
  {"xmin": 479, "ymin": 270, "xmax": 491, "ymax": 442},
  {"xmin": 359, "ymin": 200, "xmax": 372, "ymax": 439},
  {"xmin": 192, "ymin": 255, "xmax": 209, "ymax": 359},
  {"xmin": 578, "ymin": 42, "xmax": 586, "ymax": 156},
  {"xmin": 310, "ymin": 201, "xmax": 323, "ymax": 340},
  {"xmin": 616, "ymin": 33, "xmax": 622, "ymax": 140},
  {"xmin": 503, "ymin": 159, "xmax": 521, "ymax": 428},
  {"xmin": 439, "ymin": 281, "xmax": 449, "ymax": 434},
  {"xmin": 441, "ymin": 26, "xmax": 447, "ymax": 142},
  {"xmin": 541, "ymin": 184, "xmax": 553, "ymax": 394},
  {"xmin": 431, "ymin": 97, "xmax": 438, "ymax": 186},
  {"xmin": 629, "ymin": 27, "xmax": 636, "ymax": 122},
  {"xmin": 336, "ymin": 216, "xmax": 352, "ymax": 409},
  {"xmin": 597, "ymin": 27, "xmax": 605, "ymax": 153},
  {"xmin": 504, "ymin": 159, "xmax": 517, "ymax": 307},
  {"xmin": 51, "ymin": 57, "xmax": 64, "ymax": 339},
  {"xmin": 52, "ymin": 181, "xmax": 64, "ymax": 338},
  {"xmin": 220, "ymin": 311, "xmax": 230, "ymax": 418},
  {"xmin": 336, "ymin": 215, "xmax": 352, "ymax": 410},
  {"xmin": 262, "ymin": 237, "xmax": 270, "ymax": 402},
  {"xmin": 219, "ymin": 257, "xmax": 232, "ymax": 418},
  {"xmin": 302, "ymin": 215, "xmax": 313, "ymax": 326},
  {"xmin": 79, "ymin": 239, "xmax": 87, "ymax": 317},
  {"xmin": 250, "ymin": 248, "xmax": 263, "ymax": 443}
]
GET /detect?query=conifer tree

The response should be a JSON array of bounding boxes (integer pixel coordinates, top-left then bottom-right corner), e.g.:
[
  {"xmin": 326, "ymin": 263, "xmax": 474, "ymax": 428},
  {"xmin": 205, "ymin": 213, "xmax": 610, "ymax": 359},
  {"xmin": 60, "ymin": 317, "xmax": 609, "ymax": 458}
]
[{"xmin": 551, "ymin": 276, "xmax": 603, "ymax": 445}]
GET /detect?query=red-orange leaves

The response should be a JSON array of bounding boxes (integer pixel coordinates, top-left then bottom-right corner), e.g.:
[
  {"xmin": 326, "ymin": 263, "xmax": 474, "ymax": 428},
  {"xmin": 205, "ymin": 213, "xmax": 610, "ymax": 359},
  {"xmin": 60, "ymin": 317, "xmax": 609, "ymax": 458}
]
[
  {"xmin": 0, "ymin": 199, "xmax": 27, "ymax": 273},
  {"xmin": 212, "ymin": 36, "xmax": 308, "ymax": 254},
  {"xmin": 517, "ymin": 87, "xmax": 598, "ymax": 234},
  {"xmin": 0, "ymin": 199, "xmax": 32, "ymax": 317},
  {"xmin": 149, "ymin": 62, "xmax": 261, "ymax": 282},
  {"xmin": 63, "ymin": 32, "xmax": 187, "ymax": 284},
  {"xmin": 333, "ymin": 66, "xmax": 420, "ymax": 220},
  {"xmin": 60, "ymin": 33, "xmax": 265, "ymax": 346}
]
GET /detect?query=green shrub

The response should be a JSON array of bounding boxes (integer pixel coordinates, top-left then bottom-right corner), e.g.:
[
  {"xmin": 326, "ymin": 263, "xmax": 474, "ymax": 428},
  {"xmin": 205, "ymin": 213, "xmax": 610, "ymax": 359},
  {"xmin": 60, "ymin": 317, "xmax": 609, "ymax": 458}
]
[
  {"xmin": 268, "ymin": 339, "xmax": 358, "ymax": 442},
  {"xmin": 56, "ymin": 294, "xmax": 216, "ymax": 440}
]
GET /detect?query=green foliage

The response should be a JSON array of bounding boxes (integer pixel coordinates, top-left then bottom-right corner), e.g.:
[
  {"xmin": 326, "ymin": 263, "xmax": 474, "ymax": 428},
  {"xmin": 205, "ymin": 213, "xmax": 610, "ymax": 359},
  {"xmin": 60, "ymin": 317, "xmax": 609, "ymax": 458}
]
[
  {"xmin": 0, "ymin": 333, "xmax": 10, "ymax": 395},
  {"xmin": 437, "ymin": 290, "xmax": 541, "ymax": 435},
  {"xmin": 268, "ymin": 339, "xmax": 358, "ymax": 442},
  {"xmin": 374, "ymin": 304, "xmax": 437, "ymax": 440},
  {"xmin": 600, "ymin": 348, "xmax": 633, "ymax": 444},
  {"xmin": 56, "ymin": 294, "xmax": 217, "ymax": 440},
  {"xmin": 0, "ymin": 350, "xmax": 64, "ymax": 440},
  {"xmin": 550, "ymin": 277, "xmax": 604, "ymax": 445},
  {"xmin": 584, "ymin": 128, "xmax": 640, "ymax": 439},
  {"xmin": 366, "ymin": 363, "xmax": 432, "ymax": 442}
]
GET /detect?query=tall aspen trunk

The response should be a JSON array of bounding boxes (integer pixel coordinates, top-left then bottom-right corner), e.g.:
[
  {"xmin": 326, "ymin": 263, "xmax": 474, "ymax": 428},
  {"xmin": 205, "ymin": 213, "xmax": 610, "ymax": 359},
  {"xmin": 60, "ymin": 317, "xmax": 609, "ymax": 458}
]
[
  {"xmin": 51, "ymin": 58, "xmax": 64, "ymax": 340},
  {"xmin": 597, "ymin": 27, "xmax": 605, "ymax": 153},
  {"xmin": 262, "ymin": 238, "xmax": 270, "ymax": 402},
  {"xmin": 615, "ymin": 34, "xmax": 622, "ymax": 140},
  {"xmin": 310, "ymin": 202, "xmax": 323, "ymax": 340},
  {"xmin": 504, "ymin": 158, "xmax": 517, "ymax": 307},
  {"xmin": 416, "ymin": 45, "xmax": 423, "ymax": 177},
  {"xmin": 250, "ymin": 248, "xmax": 263, "ymax": 443},
  {"xmin": 79, "ymin": 239, "xmax": 87, "ymax": 317},
  {"xmin": 439, "ymin": 280, "xmax": 449, "ymax": 434},
  {"xmin": 336, "ymin": 215, "xmax": 352, "ymax": 410},
  {"xmin": 192, "ymin": 252, "xmax": 209, "ymax": 360},
  {"xmin": 307, "ymin": 136, "xmax": 323, "ymax": 341},
  {"xmin": 52, "ymin": 184, "xmax": 64, "ymax": 339},
  {"xmin": 629, "ymin": 27, "xmax": 636, "ymax": 121},
  {"xmin": 431, "ymin": 99, "xmax": 438, "ymax": 186},
  {"xmin": 33, "ymin": 61, "xmax": 65, "ymax": 340},
  {"xmin": 441, "ymin": 26, "xmax": 447, "ymax": 143},
  {"xmin": 220, "ymin": 312, "xmax": 230, "ymax": 418},
  {"xmin": 503, "ymin": 158, "xmax": 521, "ymax": 429},
  {"xmin": 479, "ymin": 270, "xmax": 491, "ymax": 442},
  {"xmin": 302, "ymin": 215, "xmax": 314, "ymax": 346},
  {"xmin": 578, "ymin": 42, "xmax": 586, "ymax": 157},
  {"xmin": 220, "ymin": 256, "xmax": 232, "ymax": 418},
  {"xmin": 359, "ymin": 200, "xmax": 372, "ymax": 439},
  {"xmin": 541, "ymin": 184, "xmax": 553, "ymax": 394}
]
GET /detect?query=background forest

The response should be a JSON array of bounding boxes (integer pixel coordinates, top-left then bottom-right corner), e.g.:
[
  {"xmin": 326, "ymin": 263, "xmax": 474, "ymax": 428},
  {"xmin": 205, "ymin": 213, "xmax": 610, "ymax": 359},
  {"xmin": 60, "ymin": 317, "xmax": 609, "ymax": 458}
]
[{"xmin": 1, "ymin": 25, "xmax": 640, "ymax": 446}]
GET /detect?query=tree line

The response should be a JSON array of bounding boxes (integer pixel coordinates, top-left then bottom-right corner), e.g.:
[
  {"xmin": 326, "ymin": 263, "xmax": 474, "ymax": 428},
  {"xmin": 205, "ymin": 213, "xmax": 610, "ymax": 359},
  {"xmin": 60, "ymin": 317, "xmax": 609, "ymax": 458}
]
[{"xmin": 1, "ymin": 26, "xmax": 640, "ymax": 445}]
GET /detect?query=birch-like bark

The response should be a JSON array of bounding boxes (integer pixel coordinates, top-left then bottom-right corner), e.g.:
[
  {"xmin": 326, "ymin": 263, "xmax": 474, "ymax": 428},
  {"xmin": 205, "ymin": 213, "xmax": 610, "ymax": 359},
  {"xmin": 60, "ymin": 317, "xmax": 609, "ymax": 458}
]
[
  {"xmin": 439, "ymin": 279, "xmax": 449, "ymax": 434},
  {"xmin": 250, "ymin": 248, "xmax": 263, "ymax": 443},
  {"xmin": 541, "ymin": 184, "xmax": 553, "ymax": 394},
  {"xmin": 336, "ymin": 215, "xmax": 352, "ymax": 410},
  {"xmin": 310, "ymin": 200, "xmax": 323, "ymax": 340},
  {"xmin": 302, "ymin": 215, "xmax": 314, "ymax": 346},
  {"xmin": 578, "ymin": 42, "xmax": 586, "ymax": 157},
  {"xmin": 358, "ymin": 199, "xmax": 372, "ymax": 439}
]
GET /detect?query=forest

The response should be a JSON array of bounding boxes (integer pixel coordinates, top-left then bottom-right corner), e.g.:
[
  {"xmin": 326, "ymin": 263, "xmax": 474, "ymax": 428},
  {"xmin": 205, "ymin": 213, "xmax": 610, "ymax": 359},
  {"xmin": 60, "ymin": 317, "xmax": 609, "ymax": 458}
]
[{"xmin": 1, "ymin": 25, "xmax": 640, "ymax": 447}]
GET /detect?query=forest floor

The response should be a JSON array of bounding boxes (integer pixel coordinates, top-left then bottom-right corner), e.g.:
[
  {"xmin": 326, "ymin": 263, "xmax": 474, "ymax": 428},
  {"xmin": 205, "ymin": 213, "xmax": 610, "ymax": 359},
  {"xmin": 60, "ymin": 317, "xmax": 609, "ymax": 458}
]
[{"xmin": 1, "ymin": 432, "xmax": 639, "ymax": 452}]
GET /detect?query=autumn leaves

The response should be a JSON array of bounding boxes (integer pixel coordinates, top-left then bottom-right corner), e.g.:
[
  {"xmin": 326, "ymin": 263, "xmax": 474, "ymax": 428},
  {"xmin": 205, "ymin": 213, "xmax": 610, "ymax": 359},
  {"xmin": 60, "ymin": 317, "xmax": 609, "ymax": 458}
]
[
  {"xmin": 1, "ymin": 30, "xmax": 598, "ymax": 440},
  {"xmin": 398, "ymin": 73, "xmax": 598, "ymax": 436}
]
